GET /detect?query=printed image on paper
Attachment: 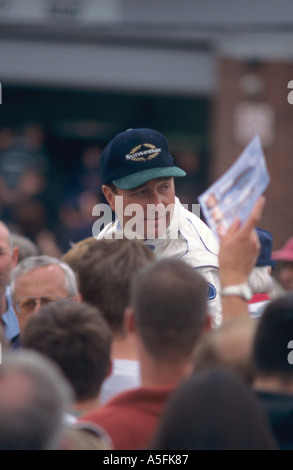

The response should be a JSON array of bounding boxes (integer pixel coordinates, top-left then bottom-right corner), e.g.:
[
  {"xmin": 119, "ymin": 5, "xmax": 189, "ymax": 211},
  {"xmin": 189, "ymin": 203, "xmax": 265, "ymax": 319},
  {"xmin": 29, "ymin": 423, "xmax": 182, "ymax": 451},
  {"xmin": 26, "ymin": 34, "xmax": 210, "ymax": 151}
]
[{"xmin": 198, "ymin": 135, "xmax": 270, "ymax": 238}]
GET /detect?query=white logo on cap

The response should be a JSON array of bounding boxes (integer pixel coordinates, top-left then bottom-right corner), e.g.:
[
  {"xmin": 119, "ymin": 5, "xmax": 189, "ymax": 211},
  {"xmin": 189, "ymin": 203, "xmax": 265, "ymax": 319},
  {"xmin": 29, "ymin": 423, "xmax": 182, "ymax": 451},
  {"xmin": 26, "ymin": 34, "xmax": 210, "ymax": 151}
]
[{"xmin": 125, "ymin": 143, "xmax": 161, "ymax": 162}]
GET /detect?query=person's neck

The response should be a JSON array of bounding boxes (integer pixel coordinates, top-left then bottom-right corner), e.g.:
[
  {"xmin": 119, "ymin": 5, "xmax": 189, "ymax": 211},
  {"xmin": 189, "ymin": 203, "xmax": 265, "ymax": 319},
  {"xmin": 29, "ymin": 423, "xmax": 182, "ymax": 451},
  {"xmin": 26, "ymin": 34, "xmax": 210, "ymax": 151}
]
[
  {"xmin": 140, "ymin": 355, "xmax": 191, "ymax": 388},
  {"xmin": 253, "ymin": 376, "xmax": 293, "ymax": 395},
  {"xmin": 111, "ymin": 333, "xmax": 139, "ymax": 361},
  {"xmin": 70, "ymin": 396, "xmax": 101, "ymax": 416}
]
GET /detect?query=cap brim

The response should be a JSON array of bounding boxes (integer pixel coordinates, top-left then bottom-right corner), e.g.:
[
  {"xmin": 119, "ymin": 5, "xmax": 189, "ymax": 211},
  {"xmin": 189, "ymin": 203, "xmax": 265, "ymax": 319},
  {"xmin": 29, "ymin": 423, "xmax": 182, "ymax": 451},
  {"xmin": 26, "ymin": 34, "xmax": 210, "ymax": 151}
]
[{"xmin": 113, "ymin": 167, "xmax": 186, "ymax": 190}]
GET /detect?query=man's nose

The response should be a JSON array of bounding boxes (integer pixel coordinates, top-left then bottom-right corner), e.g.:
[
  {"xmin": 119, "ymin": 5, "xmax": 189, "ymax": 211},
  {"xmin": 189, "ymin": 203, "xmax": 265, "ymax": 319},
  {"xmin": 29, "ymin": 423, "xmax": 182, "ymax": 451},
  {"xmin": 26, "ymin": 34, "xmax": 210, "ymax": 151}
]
[
  {"xmin": 149, "ymin": 191, "xmax": 164, "ymax": 206},
  {"xmin": 33, "ymin": 299, "xmax": 43, "ymax": 314}
]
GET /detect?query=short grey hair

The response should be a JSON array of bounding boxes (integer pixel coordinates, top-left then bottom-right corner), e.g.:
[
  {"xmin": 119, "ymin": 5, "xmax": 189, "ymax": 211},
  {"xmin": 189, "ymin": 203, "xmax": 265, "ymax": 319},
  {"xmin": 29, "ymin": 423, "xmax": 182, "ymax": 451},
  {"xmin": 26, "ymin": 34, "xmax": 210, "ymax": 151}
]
[
  {"xmin": 0, "ymin": 350, "xmax": 73, "ymax": 450},
  {"xmin": 11, "ymin": 233, "xmax": 40, "ymax": 262},
  {"xmin": 248, "ymin": 267, "xmax": 275, "ymax": 295},
  {"xmin": 10, "ymin": 255, "xmax": 78, "ymax": 299}
]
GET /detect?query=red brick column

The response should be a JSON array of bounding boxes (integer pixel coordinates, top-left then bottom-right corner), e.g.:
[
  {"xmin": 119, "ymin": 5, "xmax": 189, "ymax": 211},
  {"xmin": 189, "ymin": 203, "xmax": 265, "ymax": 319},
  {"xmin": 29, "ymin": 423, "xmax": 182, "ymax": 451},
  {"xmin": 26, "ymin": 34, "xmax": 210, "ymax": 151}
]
[{"xmin": 211, "ymin": 57, "xmax": 293, "ymax": 249}]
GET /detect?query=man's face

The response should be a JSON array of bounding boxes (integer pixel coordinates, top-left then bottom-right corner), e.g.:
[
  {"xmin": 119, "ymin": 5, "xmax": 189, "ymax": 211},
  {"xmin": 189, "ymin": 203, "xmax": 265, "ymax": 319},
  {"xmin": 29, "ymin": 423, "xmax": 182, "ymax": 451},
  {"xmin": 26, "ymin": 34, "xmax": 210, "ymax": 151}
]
[
  {"xmin": 12, "ymin": 265, "xmax": 69, "ymax": 334},
  {"xmin": 103, "ymin": 177, "xmax": 176, "ymax": 239},
  {"xmin": 0, "ymin": 224, "xmax": 18, "ymax": 300},
  {"xmin": 278, "ymin": 261, "xmax": 293, "ymax": 291}
]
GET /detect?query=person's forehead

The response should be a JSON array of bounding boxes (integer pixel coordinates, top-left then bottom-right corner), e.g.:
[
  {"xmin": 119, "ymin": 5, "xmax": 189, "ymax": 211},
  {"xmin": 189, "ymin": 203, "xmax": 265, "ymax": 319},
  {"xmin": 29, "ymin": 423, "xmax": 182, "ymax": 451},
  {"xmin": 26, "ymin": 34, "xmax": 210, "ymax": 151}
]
[
  {"xmin": 14, "ymin": 264, "xmax": 67, "ymax": 298},
  {"xmin": 119, "ymin": 177, "xmax": 173, "ymax": 193},
  {"xmin": 18, "ymin": 264, "xmax": 65, "ymax": 282}
]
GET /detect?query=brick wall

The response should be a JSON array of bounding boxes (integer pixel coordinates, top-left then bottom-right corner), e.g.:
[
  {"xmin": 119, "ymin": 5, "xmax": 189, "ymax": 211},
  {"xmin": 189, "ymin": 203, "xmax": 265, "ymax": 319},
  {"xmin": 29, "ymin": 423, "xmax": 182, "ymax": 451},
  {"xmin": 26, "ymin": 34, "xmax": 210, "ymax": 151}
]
[{"xmin": 211, "ymin": 57, "xmax": 293, "ymax": 250}]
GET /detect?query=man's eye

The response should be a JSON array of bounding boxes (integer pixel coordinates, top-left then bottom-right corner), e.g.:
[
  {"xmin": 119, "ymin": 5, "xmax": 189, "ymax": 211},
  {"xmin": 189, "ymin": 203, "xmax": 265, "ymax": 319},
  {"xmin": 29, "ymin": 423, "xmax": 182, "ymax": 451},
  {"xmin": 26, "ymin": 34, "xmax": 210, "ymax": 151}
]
[
  {"xmin": 23, "ymin": 300, "xmax": 35, "ymax": 309},
  {"xmin": 134, "ymin": 190, "xmax": 146, "ymax": 197}
]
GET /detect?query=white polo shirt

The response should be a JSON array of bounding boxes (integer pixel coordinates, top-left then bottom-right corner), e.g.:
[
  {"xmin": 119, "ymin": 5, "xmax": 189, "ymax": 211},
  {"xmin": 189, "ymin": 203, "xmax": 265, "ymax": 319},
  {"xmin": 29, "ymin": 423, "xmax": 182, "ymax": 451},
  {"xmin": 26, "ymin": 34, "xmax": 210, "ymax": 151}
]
[{"xmin": 97, "ymin": 197, "xmax": 222, "ymax": 327}]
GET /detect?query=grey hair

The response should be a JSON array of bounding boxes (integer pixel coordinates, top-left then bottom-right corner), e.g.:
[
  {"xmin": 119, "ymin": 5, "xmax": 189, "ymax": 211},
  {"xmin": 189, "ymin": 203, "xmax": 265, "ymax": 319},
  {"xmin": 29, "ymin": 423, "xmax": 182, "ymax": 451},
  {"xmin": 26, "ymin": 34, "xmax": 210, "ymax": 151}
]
[
  {"xmin": 0, "ymin": 350, "xmax": 73, "ymax": 450},
  {"xmin": 11, "ymin": 233, "xmax": 40, "ymax": 262},
  {"xmin": 248, "ymin": 267, "xmax": 275, "ymax": 295},
  {"xmin": 10, "ymin": 255, "xmax": 78, "ymax": 299}
]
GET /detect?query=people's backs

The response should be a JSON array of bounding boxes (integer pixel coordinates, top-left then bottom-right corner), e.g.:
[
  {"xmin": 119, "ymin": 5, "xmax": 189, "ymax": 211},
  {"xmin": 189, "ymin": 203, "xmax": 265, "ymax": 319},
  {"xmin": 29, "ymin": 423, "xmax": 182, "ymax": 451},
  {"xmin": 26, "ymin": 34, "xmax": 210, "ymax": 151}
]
[{"xmin": 151, "ymin": 369, "xmax": 278, "ymax": 450}]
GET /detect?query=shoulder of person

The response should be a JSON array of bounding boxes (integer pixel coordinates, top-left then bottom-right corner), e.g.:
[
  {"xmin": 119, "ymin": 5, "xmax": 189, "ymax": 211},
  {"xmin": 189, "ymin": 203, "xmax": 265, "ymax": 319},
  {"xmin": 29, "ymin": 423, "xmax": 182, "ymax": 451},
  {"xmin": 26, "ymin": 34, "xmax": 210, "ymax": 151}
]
[{"xmin": 178, "ymin": 203, "xmax": 219, "ymax": 254}]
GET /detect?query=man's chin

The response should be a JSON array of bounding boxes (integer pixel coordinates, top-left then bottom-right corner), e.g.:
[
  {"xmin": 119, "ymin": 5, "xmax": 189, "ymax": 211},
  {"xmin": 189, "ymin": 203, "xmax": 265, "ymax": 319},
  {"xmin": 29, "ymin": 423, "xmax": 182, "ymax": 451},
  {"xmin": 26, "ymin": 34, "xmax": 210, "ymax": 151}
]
[
  {"xmin": 144, "ymin": 219, "xmax": 170, "ymax": 240},
  {"xmin": 121, "ymin": 222, "xmax": 169, "ymax": 240}
]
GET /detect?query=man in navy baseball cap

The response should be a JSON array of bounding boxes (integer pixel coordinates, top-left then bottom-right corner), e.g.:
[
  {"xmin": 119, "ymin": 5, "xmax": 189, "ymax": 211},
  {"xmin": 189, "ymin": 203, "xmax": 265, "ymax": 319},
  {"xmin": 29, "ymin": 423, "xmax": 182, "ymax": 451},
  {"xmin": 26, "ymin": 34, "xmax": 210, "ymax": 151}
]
[
  {"xmin": 100, "ymin": 128, "xmax": 186, "ymax": 240},
  {"xmin": 97, "ymin": 127, "xmax": 222, "ymax": 328},
  {"xmin": 100, "ymin": 128, "xmax": 186, "ymax": 190},
  {"xmin": 255, "ymin": 228, "xmax": 276, "ymax": 269}
]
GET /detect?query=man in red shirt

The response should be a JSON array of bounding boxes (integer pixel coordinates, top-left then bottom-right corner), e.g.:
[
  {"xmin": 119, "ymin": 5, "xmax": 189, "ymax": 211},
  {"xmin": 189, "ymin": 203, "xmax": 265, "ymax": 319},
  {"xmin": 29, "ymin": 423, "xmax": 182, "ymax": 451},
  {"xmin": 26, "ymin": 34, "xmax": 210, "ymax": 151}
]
[{"xmin": 81, "ymin": 257, "xmax": 209, "ymax": 450}]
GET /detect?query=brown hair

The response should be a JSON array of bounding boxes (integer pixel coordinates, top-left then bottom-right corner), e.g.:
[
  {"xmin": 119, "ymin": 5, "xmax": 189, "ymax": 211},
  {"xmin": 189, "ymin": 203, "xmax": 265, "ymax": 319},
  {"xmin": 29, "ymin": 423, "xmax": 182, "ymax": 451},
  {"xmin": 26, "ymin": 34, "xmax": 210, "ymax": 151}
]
[
  {"xmin": 131, "ymin": 258, "xmax": 208, "ymax": 361},
  {"xmin": 22, "ymin": 300, "xmax": 112, "ymax": 402},
  {"xmin": 78, "ymin": 238, "xmax": 155, "ymax": 335},
  {"xmin": 61, "ymin": 237, "xmax": 98, "ymax": 275}
]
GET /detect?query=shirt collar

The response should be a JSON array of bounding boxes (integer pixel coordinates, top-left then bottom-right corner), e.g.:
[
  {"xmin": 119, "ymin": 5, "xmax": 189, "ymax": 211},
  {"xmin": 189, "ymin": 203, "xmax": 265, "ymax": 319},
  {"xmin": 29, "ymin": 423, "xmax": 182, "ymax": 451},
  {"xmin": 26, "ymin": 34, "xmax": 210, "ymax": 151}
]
[{"xmin": 1, "ymin": 286, "xmax": 20, "ymax": 341}]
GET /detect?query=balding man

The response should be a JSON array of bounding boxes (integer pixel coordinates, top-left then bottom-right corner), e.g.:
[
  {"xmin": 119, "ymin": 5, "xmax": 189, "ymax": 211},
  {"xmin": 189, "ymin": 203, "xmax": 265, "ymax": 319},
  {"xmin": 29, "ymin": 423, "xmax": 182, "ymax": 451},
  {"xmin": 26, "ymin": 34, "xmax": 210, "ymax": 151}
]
[{"xmin": 0, "ymin": 221, "xmax": 20, "ymax": 347}]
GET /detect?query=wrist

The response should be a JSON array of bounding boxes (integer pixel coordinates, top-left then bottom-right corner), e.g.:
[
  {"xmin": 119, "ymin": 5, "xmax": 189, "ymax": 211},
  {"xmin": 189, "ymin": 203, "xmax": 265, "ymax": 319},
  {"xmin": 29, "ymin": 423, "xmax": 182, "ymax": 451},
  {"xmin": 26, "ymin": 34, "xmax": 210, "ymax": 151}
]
[
  {"xmin": 221, "ymin": 283, "xmax": 252, "ymax": 301},
  {"xmin": 220, "ymin": 276, "xmax": 248, "ymax": 288}
]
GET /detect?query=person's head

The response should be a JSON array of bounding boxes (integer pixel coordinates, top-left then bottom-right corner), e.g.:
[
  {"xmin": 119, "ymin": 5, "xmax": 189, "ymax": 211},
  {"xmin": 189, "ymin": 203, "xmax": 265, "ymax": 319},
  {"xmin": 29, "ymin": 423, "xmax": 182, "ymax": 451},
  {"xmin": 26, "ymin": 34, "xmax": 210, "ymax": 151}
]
[
  {"xmin": 0, "ymin": 350, "xmax": 73, "ymax": 450},
  {"xmin": 78, "ymin": 238, "xmax": 155, "ymax": 336},
  {"xmin": 255, "ymin": 229, "xmax": 276, "ymax": 270},
  {"xmin": 22, "ymin": 300, "xmax": 112, "ymax": 406},
  {"xmin": 61, "ymin": 237, "xmax": 98, "ymax": 275},
  {"xmin": 10, "ymin": 233, "xmax": 40, "ymax": 263},
  {"xmin": 0, "ymin": 221, "xmax": 18, "ymax": 302},
  {"xmin": 130, "ymin": 258, "xmax": 208, "ymax": 364},
  {"xmin": 252, "ymin": 293, "xmax": 293, "ymax": 387},
  {"xmin": 10, "ymin": 255, "xmax": 78, "ymax": 334},
  {"xmin": 100, "ymin": 128, "xmax": 186, "ymax": 238},
  {"xmin": 272, "ymin": 237, "xmax": 293, "ymax": 292},
  {"xmin": 193, "ymin": 317, "xmax": 257, "ymax": 385},
  {"xmin": 151, "ymin": 369, "xmax": 277, "ymax": 450}
]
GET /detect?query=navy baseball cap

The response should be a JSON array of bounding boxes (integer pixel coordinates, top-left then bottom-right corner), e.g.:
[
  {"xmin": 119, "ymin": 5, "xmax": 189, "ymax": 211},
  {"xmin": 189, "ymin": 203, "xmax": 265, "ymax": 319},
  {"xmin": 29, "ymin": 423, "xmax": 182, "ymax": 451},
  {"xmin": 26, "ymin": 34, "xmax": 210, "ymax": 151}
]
[
  {"xmin": 100, "ymin": 128, "xmax": 186, "ymax": 190},
  {"xmin": 256, "ymin": 228, "xmax": 277, "ymax": 269}
]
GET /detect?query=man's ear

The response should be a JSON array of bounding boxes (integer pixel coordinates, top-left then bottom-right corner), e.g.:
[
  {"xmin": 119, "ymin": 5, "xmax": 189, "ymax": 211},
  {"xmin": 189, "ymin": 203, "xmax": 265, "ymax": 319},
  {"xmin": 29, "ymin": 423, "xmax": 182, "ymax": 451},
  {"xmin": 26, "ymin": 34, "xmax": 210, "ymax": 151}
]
[
  {"xmin": 11, "ymin": 246, "xmax": 19, "ymax": 268},
  {"xmin": 124, "ymin": 306, "xmax": 136, "ymax": 334},
  {"xmin": 102, "ymin": 185, "xmax": 116, "ymax": 212}
]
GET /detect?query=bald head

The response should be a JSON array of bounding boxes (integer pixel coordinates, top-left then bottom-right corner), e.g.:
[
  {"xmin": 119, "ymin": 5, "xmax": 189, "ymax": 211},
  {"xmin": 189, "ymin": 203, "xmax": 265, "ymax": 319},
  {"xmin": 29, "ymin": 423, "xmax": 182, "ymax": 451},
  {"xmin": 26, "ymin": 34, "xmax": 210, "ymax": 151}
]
[
  {"xmin": 0, "ymin": 222, "xmax": 12, "ymax": 250},
  {"xmin": 0, "ymin": 351, "xmax": 72, "ymax": 450}
]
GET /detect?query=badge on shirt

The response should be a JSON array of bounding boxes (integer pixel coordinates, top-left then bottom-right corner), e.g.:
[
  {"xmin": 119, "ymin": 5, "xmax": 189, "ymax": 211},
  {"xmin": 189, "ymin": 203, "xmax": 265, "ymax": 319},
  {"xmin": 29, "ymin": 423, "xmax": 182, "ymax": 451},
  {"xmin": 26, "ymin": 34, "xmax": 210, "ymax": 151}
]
[{"xmin": 207, "ymin": 283, "xmax": 217, "ymax": 300}]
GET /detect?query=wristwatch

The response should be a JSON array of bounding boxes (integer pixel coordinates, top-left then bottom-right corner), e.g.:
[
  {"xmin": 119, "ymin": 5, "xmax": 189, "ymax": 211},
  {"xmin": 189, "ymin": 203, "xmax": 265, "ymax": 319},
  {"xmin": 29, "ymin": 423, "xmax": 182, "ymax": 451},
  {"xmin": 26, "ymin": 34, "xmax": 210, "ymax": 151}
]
[{"xmin": 221, "ymin": 283, "xmax": 252, "ymax": 301}]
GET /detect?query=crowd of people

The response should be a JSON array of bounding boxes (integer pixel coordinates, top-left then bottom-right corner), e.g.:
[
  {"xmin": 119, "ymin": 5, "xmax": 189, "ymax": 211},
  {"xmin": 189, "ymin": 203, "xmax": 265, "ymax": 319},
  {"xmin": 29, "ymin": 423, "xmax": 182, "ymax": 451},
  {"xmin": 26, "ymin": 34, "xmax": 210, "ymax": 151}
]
[{"xmin": 0, "ymin": 127, "xmax": 292, "ymax": 451}]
